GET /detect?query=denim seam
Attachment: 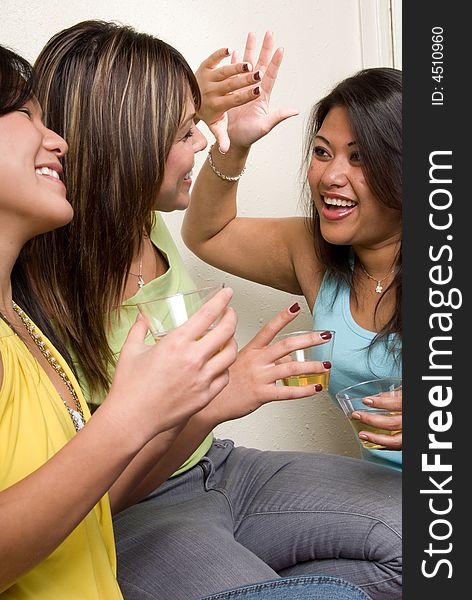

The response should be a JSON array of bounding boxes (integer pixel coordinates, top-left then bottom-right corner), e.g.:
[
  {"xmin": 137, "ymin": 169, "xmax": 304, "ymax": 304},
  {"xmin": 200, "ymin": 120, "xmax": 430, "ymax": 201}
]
[
  {"xmin": 240, "ymin": 509, "xmax": 402, "ymax": 540},
  {"xmin": 200, "ymin": 471, "xmax": 236, "ymax": 525},
  {"xmin": 197, "ymin": 575, "xmax": 373, "ymax": 599}
]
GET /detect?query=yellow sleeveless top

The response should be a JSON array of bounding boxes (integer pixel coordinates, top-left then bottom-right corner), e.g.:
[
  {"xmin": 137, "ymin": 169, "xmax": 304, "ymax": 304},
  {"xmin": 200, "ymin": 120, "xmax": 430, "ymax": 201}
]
[{"xmin": 0, "ymin": 315, "xmax": 122, "ymax": 599}]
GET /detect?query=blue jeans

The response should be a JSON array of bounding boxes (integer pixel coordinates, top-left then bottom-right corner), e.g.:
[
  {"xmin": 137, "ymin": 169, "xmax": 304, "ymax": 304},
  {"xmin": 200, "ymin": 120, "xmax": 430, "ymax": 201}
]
[
  {"xmin": 199, "ymin": 576, "xmax": 372, "ymax": 599},
  {"xmin": 115, "ymin": 440, "xmax": 401, "ymax": 600}
]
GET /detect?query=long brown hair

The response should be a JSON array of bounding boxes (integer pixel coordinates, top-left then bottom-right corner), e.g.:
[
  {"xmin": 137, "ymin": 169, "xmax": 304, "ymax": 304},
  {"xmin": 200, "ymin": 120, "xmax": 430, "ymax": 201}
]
[
  {"xmin": 302, "ymin": 67, "xmax": 402, "ymax": 354},
  {"xmin": 24, "ymin": 20, "xmax": 201, "ymax": 394}
]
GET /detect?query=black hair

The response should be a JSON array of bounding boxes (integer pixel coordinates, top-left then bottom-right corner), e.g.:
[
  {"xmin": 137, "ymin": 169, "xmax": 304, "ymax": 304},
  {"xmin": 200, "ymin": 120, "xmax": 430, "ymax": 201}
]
[
  {"xmin": 0, "ymin": 44, "xmax": 75, "ymax": 370},
  {"xmin": 0, "ymin": 44, "xmax": 35, "ymax": 114},
  {"xmin": 302, "ymin": 68, "xmax": 402, "ymax": 354}
]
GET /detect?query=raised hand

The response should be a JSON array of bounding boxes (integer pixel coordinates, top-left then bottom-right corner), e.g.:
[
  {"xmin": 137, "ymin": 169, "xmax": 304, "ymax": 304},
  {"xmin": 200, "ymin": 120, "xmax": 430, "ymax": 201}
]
[
  {"xmin": 195, "ymin": 47, "xmax": 262, "ymax": 153},
  {"xmin": 104, "ymin": 287, "xmax": 238, "ymax": 445},
  {"xmin": 226, "ymin": 31, "xmax": 299, "ymax": 149},
  {"xmin": 201, "ymin": 303, "xmax": 329, "ymax": 425},
  {"xmin": 353, "ymin": 389, "xmax": 403, "ymax": 450}
]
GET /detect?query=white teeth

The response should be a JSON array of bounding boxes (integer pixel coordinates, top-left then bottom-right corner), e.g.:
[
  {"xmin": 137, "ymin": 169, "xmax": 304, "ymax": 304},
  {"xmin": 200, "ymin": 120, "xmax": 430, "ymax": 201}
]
[
  {"xmin": 324, "ymin": 197, "xmax": 356, "ymax": 207},
  {"xmin": 35, "ymin": 166, "xmax": 60, "ymax": 179},
  {"xmin": 184, "ymin": 170, "xmax": 193, "ymax": 179}
]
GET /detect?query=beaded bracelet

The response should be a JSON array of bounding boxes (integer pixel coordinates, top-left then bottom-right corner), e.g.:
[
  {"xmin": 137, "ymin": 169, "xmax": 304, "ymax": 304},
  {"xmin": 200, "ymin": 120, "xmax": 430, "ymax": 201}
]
[{"xmin": 207, "ymin": 145, "xmax": 246, "ymax": 182}]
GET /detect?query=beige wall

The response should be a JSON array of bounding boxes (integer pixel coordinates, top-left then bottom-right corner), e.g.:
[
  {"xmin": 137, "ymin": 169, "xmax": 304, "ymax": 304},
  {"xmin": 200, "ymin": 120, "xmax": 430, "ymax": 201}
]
[{"xmin": 1, "ymin": 0, "xmax": 399, "ymax": 457}]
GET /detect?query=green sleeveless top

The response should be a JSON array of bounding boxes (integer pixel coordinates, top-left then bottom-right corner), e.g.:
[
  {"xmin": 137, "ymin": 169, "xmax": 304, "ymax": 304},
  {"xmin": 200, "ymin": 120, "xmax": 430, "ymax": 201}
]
[{"xmin": 71, "ymin": 212, "xmax": 213, "ymax": 477}]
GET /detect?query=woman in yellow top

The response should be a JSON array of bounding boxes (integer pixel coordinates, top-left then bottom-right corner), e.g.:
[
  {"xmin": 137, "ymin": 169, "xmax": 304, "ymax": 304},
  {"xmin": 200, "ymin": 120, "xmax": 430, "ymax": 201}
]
[{"xmin": 0, "ymin": 44, "xmax": 238, "ymax": 598}]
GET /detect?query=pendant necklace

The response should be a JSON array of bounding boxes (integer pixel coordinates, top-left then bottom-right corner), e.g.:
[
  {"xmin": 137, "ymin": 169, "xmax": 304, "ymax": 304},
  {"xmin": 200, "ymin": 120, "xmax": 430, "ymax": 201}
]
[
  {"xmin": 129, "ymin": 234, "xmax": 149, "ymax": 289},
  {"xmin": 129, "ymin": 256, "xmax": 145, "ymax": 289},
  {"xmin": 359, "ymin": 263, "xmax": 394, "ymax": 294}
]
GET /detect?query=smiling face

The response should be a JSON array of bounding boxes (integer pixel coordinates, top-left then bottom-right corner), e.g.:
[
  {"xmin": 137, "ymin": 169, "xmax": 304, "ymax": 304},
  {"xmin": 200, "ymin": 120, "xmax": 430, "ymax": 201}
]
[
  {"xmin": 0, "ymin": 98, "xmax": 71, "ymax": 238},
  {"xmin": 156, "ymin": 97, "xmax": 208, "ymax": 212},
  {"xmin": 308, "ymin": 105, "xmax": 401, "ymax": 250}
]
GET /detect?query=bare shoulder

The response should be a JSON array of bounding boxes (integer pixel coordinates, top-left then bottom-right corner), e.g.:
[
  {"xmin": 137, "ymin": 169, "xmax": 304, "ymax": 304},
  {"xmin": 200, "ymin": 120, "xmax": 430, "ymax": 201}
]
[{"xmin": 285, "ymin": 218, "xmax": 325, "ymax": 310}]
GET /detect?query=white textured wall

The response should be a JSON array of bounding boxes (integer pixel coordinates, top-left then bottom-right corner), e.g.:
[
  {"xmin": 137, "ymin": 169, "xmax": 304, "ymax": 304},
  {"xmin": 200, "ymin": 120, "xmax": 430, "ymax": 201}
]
[{"xmin": 2, "ymin": 0, "xmax": 396, "ymax": 458}]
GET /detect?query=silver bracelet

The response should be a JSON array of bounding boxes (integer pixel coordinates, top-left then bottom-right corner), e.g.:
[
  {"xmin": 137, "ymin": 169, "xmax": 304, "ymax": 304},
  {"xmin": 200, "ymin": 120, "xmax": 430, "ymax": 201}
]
[{"xmin": 207, "ymin": 145, "xmax": 246, "ymax": 182}]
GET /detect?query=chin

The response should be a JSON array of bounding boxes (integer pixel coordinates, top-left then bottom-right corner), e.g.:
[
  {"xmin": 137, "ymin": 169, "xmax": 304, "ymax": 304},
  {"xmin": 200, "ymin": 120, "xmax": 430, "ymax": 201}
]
[
  {"xmin": 47, "ymin": 205, "xmax": 74, "ymax": 231},
  {"xmin": 162, "ymin": 201, "xmax": 190, "ymax": 212}
]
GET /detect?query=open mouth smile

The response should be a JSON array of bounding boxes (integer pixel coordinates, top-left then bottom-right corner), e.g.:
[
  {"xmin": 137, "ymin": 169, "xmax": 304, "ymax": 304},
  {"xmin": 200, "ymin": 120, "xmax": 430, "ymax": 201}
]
[
  {"xmin": 320, "ymin": 194, "xmax": 358, "ymax": 221},
  {"xmin": 35, "ymin": 166, "xmax": 63, "ymax": 183}
]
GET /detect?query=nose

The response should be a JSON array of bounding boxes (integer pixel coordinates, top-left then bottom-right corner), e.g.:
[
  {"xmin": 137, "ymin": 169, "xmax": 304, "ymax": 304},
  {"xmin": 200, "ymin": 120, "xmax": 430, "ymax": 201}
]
[
  {"xmin": 192, "ymin": 126, "xmax": 208, "ymax": 153},
  {"xmin": 42, "ymin": 125, "xmax": 68, "ymax": 158},
  {"xmin": 319, "ymin": 155, "xmax": 349, "ymax": 188}
]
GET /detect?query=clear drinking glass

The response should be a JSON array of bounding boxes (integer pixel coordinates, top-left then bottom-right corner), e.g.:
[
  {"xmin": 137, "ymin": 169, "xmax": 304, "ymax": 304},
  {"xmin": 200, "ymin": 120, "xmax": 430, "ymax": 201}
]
[
  {"xmin": 137, "ymin": 285, "xmax": 223, "ymax": 341},
  {"xmin": 335, "ymin": 377, "xmax": 402, "ymax": 449},
  {"xmin": 273, "ymin": 329, "xmax": 335, "ymax": 391}
]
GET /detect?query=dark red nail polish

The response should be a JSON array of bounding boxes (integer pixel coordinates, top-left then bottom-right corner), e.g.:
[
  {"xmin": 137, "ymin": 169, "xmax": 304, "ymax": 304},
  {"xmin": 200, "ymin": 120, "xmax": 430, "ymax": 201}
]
[
  {"xmin": 242, "ymin": 63, "xmax": 250, "ymax": 72},
  {"xmin": 323, "ymin": 361, "xmax": 332, "ymax": 369},
  {"xmin": 320, "ymin": 331, "xmax": 332, "ymax": 340},
  {"xmin": 254, "ymin": 70, "xmax": 261, "ymax": 81},
  {"xmin": 253, "ymin": 86, "xmax": 260, "ymax": 95},
  {"xmin": 289, "ymin": 302, "xmax": 300, "ymax": 314},
  {"xmin": 314, "ymin": 384, "xmax": 323, "ymax": 392}
]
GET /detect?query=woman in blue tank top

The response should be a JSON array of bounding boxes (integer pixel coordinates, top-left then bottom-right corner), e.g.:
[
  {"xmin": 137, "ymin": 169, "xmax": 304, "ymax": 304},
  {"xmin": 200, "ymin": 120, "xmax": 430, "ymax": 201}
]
[{"xmin": 184, "ymin": 65, "xmax": 402, "ymax": 471}]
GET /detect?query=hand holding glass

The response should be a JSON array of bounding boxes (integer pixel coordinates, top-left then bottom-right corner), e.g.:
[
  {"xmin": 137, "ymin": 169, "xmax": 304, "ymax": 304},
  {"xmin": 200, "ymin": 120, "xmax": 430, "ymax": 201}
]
[
  {"xmin": 273, "ymin": 330, "xmax": 335, "ymax": 391},
  {"xmin": 335, "ymin": 377, "xmax": 402, "ymax": 449}
]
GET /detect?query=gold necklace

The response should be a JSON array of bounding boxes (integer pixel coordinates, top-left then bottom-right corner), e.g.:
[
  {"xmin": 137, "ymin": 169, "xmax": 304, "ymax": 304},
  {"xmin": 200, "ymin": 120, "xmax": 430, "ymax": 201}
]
[
  {"xmin": 128, "ymin": 256, "xmax": 145, "ymax": 289},
  {"xmin": 358, "ymin": 263, "xmax": 394, "ymax": 294},
  {"xmin": 129, "ymin": 234, "xmax": 149, "ymax": 289},
  {"xmin": 5, "ymin": 302, "xmax": 85, "ymax": 432}
]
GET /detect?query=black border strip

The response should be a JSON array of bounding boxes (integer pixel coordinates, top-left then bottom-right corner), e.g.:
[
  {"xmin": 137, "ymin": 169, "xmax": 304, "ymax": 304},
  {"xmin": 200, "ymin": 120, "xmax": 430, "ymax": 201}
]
[{"xmin": 403, "ymin": 2, "xmax": 466, "ymax": 597}]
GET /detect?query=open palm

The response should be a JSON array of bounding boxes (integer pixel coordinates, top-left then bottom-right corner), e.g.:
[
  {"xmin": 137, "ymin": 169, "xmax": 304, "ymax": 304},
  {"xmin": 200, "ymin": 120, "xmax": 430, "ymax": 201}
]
[{"xmin": 227, "ymin": 31, "xmax": 299, "ymax": 149}]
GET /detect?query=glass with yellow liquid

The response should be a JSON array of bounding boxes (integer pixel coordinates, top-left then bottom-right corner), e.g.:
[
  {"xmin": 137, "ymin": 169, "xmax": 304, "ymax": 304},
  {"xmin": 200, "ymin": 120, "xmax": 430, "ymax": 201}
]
[
  {"xmin": 137, "ymin": 285, "xmax": 223, "ymax": 341},
  {"xmin": 274, "ymin": 330, "xmax": 335, "ymax": 392},
  {"xmin": 282, "ymin": 372, "xmax": 331, "ymax": 389},
  {"xmin": 335, "ymin": 377, "xmax": 402, "ymax": 449}
]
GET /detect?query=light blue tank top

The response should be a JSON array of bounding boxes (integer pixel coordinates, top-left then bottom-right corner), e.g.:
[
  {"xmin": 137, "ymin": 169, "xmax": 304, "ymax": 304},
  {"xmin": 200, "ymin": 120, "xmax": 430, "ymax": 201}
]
[{"xmin": 313, "ymin": 272, "xmax": 402, "ymax": 470}]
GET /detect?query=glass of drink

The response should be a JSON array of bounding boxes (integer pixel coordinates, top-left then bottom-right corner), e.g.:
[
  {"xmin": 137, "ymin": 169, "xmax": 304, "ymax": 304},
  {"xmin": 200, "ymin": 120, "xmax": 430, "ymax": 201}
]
[
  {"xmin": 137, "ymin": 284, "xmax": 223, "ymax": 341},
  {"xmin": 273, "ymin": 330, "xmax": 335, "ymax": 391},
  {"xmin": 335, "ymin": 377, "xmax": 402, "ymax": 449}
]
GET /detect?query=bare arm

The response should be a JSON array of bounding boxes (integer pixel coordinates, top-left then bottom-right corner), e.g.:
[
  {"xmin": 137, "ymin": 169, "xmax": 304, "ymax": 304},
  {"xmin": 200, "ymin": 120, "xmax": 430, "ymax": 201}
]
[
  {"xmin": 184, "ymin": 148, "xmax": 309, "ymax": 295},
  {"xmin": 183, "ymin": 32, "xmax": 315, "ymax": 295}
]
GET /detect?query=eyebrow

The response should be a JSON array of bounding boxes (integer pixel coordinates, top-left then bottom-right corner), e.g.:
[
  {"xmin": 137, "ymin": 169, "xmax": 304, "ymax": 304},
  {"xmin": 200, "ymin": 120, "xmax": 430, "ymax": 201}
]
[{"xmin": 315, "ymin": 135, "xmax": 357, "ymax": 147}]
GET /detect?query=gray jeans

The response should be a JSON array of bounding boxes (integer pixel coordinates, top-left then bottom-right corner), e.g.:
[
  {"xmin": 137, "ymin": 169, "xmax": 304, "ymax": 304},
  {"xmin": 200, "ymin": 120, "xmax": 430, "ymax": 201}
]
[{"xmin": 114, "ymin": 440, "xmax": 401, "ymax": 600}]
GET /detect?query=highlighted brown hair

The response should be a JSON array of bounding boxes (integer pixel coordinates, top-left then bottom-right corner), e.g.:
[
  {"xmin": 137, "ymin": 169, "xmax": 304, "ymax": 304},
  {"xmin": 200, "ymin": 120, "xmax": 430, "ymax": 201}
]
[{"xmin": 27, "ymin": 20, "xmax": 201, "ymax": 394}]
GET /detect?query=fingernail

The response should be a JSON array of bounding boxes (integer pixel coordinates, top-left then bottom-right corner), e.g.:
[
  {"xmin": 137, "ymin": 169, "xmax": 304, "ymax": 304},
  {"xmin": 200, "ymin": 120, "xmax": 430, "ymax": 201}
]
[
  {"xmin": 314, "ymin": 384, "xmax": 323, "ymax": 392},
  {"xmin": 322, "ymin": 361, "xmax": 332, "ymax": 369},
  {"xmin": 254, "ymin": 70, "xmax": 261, "ymax": 81},
  {"xmin": 320, "ymin": 331, "xmax": 332, "ymax": 340},
  {"xmin": 363, "ymin": 398, "xmax": 374, "ymax": 405},
  {"xmin": 242, "ymin": 63, "xmax": 250, "ymax": 72},
  {"xmin": 352, "ymin": 412, "xmax": 361, "ymax": 420},
  {"xmin": 218, "ymin": 146, "xmax": 226, "ymax": 155},
  {"xmin": 288, "ymin": 302, "xmax": 300, "ymax": 314},
  {"xmin": 253, "ymin": 86, "xmax": 260, "ymax": 96},
  {"xmin": 359, "ymin": 433, "xmax": 368, "ymax": 440}
]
